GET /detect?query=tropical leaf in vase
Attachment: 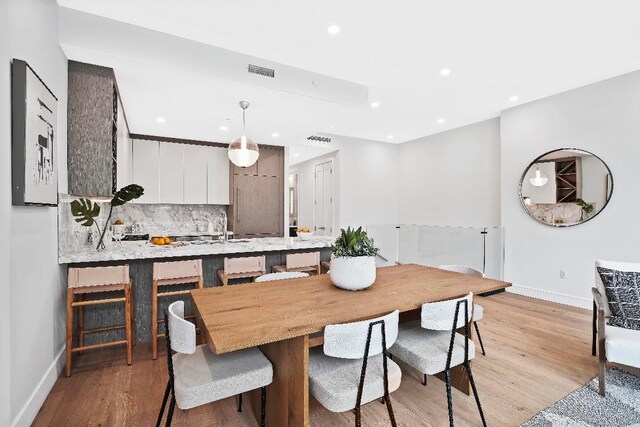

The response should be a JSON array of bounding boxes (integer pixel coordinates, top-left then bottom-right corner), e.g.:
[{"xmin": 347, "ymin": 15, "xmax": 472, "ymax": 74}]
[
  {"xmin": 70, "ymin": 198, "xmax": 101, "ymax": 227},
  {"xmin": 111, "ymin": 184, "xmax": 144, "ymax": 207}
]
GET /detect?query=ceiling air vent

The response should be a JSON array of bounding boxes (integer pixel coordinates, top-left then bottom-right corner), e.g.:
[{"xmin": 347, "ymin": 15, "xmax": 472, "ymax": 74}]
[
  {"xmin": 247, "ymin": 64, "xmax": 275, "ymax": 78},
  {"xmin": 307, "ymin": 135, "xmax": 332, "ymax": 144}
]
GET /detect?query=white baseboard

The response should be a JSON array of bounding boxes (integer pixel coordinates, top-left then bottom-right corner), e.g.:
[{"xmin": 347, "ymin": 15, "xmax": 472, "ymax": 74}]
[
  {"xmin": 11, "ymin": 347, "xmax": 65, "ymax": 427},
  {"xmin": 507, "ymin": 285, "xmax": 592, "ymax": 310}
]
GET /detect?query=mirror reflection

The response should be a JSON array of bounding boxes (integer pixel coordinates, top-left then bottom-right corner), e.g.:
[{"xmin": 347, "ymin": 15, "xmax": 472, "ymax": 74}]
[{"xmin": 520, "ymin": 149, "xmax": 613, "ymax": 227}]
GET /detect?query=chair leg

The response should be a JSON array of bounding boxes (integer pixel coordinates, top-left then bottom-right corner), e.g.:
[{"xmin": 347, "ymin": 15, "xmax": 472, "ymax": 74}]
[
  {"xmin": 165, "ymin": 395, "xmax": 176, "ymax": 427},
  {"xmin": 78, "ymin": 294, "xmax": 84, "ymax": 355},
  {"xmin": 423, "ymin": 373, "xmax": 428, "ymax": 386},
  {"xmin": 592, "ymin": 301, "xmax": 597, "ymax": 356},
  {"xmin": 65, "ymin": 289, "xmax": 74, "ymax": 378},
  {"xmin": 464, "ymin": 362, "xmax": 487, "ymax": 427},
  {"xmin": 260, "ymin": 386, "xmax": 267, "ymax": 427},
  {"xmin": 599, "ymin": 357, "xmax": 606, "ymax": 396},
  {"xmin": 444, "ymin": 369, "xmax": 454, "ymax": 427},
  {"xmin": 156, "ymin": 380, "xmax": 171, "ymax": 427},
  {"xmin": 237, "ymin": 393, "xmax": 242, "ymax": 412},
  {"xmin": 152, "ymin": 280, "xmax": 158, "ymax": 360},
  {"xmin": 474, "ymin": 321, "xmax": 486, "ymax": 356},
  {"xmin": 125, "ymin": 283, "xmax": 133, "ymax": 365},
  {"xmin": 355, "ymin": 404, "xmax": 361, "ymax": 427},
  {"xmin": 383, "ymin": 393, "xmax": 397, "ymax": 427}
]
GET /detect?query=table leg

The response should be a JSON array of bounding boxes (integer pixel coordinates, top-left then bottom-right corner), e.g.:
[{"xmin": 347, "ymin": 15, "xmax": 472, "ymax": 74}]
[{"xmin": 250, "ymin": 335, "xmax": 309, "ymax": 427}]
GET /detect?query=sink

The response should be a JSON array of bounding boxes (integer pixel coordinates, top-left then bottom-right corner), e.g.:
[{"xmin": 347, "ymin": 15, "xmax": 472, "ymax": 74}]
[{"xmin": 172, "ymin": 235, "xmax": 218, "ymax": 242}]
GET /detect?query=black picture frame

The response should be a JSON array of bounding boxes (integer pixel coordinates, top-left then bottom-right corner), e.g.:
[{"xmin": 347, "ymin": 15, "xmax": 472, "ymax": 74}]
[{"xmin": 11, "ymin": 59, "xmax": 59, "ymax": 206}]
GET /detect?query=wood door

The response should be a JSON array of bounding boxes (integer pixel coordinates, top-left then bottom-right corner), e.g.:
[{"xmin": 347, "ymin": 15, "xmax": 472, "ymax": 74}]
[
  {"xmin": 234, "ymin": 175, "xmax": 282, "ymax": 236},
  {"xmin": 257, "ymin": 147, "xmax": 283, "ymax": 177},
  {"xmin": 314, "ymin": 160, "xmax": 334, "ymax": 236}
]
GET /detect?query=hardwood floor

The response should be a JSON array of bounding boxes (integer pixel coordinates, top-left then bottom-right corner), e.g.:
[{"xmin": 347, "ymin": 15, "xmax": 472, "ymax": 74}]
[{"xmin": 33, "ymin": 292, "xmax": 597, "ymax": 426}]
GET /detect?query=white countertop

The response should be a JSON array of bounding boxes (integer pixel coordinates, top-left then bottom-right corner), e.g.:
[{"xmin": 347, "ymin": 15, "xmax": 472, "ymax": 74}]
[{"xmin": 59, "ymin": 237, "xmax": 334, "ymax": 264}]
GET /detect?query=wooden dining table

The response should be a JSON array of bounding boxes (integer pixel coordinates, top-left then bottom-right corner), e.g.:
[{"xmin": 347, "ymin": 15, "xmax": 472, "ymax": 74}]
[{"xmin": 191, "ymin": 263, "xmax": 511, "ymax": 427}]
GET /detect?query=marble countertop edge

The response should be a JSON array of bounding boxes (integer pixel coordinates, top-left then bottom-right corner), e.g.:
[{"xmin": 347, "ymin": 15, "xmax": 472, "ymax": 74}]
[{"xmin": 59, "ymin": 237, "xmax": 334, "ymax": 264}]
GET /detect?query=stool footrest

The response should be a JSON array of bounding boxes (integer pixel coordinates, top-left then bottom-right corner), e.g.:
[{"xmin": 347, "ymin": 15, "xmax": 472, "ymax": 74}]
[
  {"xmin": 157, "ymin": 289, "xmax": 192, "ymax": 298},
  {"xmin": 71, "ymin": 340, "xmax": 128, "ymax": 353},
  {"xmin": 80, "ymin": 324, "xmax": 127, "ymax": 336},
  {"xmin": 72, "ymin": 297, "xmax": 126, "ymax": 307}
]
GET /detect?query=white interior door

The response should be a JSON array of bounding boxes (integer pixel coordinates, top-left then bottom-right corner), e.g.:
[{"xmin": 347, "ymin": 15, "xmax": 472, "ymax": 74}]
[{"xmin": 314, "ymin": 160, "xmax": 334, "ymax": 236}]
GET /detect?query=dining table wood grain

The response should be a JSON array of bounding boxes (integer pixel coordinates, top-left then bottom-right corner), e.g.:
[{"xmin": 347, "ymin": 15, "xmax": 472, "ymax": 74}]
[{"xmin": 191, "ymin": 263, "xmax": 511, "ymax": 427}]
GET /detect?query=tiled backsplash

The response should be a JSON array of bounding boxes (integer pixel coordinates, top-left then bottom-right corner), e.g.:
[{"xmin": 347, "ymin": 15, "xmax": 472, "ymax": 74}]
[{"xmin": 58, "ymin": 195, "xmax": 228, "ymax": 253}]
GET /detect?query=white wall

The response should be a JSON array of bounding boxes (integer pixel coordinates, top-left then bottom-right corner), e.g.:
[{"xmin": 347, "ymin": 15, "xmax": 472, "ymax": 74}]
[
  {"xmin": 0, "ymin": 0, "xmax": 13, "ymax": 424},
  {"xmin": 397, "ymin": 118, "xmax": 501, "ymax": 227},
  {"xmin": 290, "ymin": 151, "xmax": 338, "ymax": 232},
  {"xmin": 332, "ymin": 135, "xmax": 399, "ymax": 228},
  {"xmin": 501, "ymin": 70, "xmax": 640, "ymax": 308},
  {"xmin": 289, "ymin": 135, "xmax": 400, "ymax": 234},
  {"xmin": 5, "ymin": 0, "xmax": 68, "ymax": 425}
]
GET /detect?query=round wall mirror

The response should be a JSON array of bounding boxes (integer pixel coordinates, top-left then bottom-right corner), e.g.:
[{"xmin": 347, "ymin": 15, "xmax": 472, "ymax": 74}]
[{"xmin": 519, "ymin": 148, "xmax": 613, "ymax": 227}]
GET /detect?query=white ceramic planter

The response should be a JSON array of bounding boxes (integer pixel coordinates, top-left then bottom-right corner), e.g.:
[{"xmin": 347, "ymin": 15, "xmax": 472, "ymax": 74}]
[{"xmin": 329, "ymin": 256, "xmax": 376, "ymax": 291}]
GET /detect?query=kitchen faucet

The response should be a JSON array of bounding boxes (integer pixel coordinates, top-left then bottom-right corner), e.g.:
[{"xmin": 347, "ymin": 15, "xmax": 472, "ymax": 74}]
[{"xmin": 222, "ymin": 212, "xmax": 228, "ymax": 243}]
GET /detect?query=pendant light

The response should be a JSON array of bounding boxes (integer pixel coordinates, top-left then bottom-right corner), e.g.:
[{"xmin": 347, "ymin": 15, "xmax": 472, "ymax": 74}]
[
  {"xmin": 228, "ymin": 101, "xmax": 259, "ymax": 167},
  {"xmin": 529, "ymin": 166, "xmax": 548, "ymax": 187}
]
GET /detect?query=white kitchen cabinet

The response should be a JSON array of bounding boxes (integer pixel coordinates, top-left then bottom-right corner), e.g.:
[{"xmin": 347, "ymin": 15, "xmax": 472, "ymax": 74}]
[
  {"xmin": 159, "ymin": 142, "xmax": 185, "ymax": 204},
  {"xmin": 183, "ymin": 144, "xmax": 208, "ymax": 204},
  {"xmin": 132, "ymin": 139, "xmax": 159, "ymax": 203},
  {"xmin": 207, "ymin": 146, "xmax": 230, "ymax": 204}
]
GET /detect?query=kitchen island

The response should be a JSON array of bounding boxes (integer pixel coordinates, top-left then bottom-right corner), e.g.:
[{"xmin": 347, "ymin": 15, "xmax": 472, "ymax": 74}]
[{"xmin": 60, "ymin": 237, "xmax": 333, "ymax": 345}]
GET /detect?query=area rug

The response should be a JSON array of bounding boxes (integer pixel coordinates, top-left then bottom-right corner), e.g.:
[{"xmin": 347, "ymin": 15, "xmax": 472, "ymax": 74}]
[{"xmin": 521, "ymin": 368, "xmax": 640, "ymax": 426}]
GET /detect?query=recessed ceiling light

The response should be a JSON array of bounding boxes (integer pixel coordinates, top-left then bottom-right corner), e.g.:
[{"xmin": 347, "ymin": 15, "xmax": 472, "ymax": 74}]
[
  {"xmin": 219, "ymin": 125, "xmax": 228, "ymax": 131},
  {"xmin": 510, "ymin": 95, "xmax": 520, "ymax": 102},
  {"xmin": 387, "ymin": 135, "xmax": 393, "ymax": 139},
  {"xmin": 371, "ymin": 102, "xmax": 380, "ymax": 108},
  {"xmin": 156, "ymin": 117, "xmax": 166, "ymax": 123},
  {"xmin": 440, "ymin": 68, "xmax": 451, "ymax": 76},
  {"xmin": 272, "ymin": 132, "xmax": 279, "ymax": 137},
  {"xmin": 293, "ymin": 153, "xmax": 300, "ymax": 157},
  {"xmin": 327, "ymin": 25, "xmax": 340, "ymax": 35},
  {"xmin": 437, "ymin": 118, "xmax": 445, "ymax": 124}
]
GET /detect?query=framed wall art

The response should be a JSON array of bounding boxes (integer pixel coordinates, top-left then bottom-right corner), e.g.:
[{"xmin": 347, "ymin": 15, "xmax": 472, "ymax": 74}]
[{"xmin": 11, "ymin": 59, "xmax": 58, "ymax": 206}]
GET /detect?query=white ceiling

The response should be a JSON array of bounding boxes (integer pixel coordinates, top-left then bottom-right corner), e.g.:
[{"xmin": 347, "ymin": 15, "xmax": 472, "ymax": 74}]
[{"xmin": 58, "ymin": 0, "xmax": 640, "ymax": 148}]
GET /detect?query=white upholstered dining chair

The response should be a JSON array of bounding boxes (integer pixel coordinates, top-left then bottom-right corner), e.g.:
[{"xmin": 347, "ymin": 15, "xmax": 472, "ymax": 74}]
[
  {"xmin": 309, "ymin": 310, "xmax": 401, "ymax": 426},
  {"xmin": 438, "ymin": 264, "xmax": 487, "ymax": 355},
  {"xmin": 388, "ymin": 293, "xmax": 486, "ymax": 427},
  {"xmin": 156, "ymin": 301, "xmax": 273, "ymax": 426},
  {"xmin": 592, "ymin": 260, "xmax": 640, "ymax": 396},
  {"xmin": 255, "ymin": 271, "xmax": 309, "ymax": 282}
]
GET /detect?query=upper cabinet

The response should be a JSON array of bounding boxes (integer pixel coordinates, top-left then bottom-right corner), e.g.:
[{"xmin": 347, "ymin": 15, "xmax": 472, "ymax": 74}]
[
  {"xmin": 132, "ymin": 139, "xmax": 159, "ymax": 203},
  {"xmin": 158, "ymin": 142, "xmax": 185, "ymax": 204},
  {"xmin": 67, "ymin": 60, "xmax": 130, "ymax": 197},
  {"xmin": 131, "ymin": 139, "xmax": 229, "ymax": 205},
  {"xmin": 184, "ymin": 144, "xmax": 208, "ymax": 204}
]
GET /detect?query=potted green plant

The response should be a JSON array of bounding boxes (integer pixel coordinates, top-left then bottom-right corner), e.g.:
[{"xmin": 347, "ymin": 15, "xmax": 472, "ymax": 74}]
[
  {"xmin": 70, "ymin": 184, "xmax": 144, "ymax": 250},
  {"xmin": 330, "ymin": 226, "xmax": 380, "ymax": 291},
  {"xmin": 576, "ymin": 198, "xmax": 594, "ymax": 221}
]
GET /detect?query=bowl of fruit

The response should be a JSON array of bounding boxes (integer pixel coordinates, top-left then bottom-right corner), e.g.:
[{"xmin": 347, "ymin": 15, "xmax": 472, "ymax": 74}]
[
  {"xmin": 297, "ymin": 228, "xmax": 313, "ymax": 239},
  {"xmin": 150, "ymin": 236, "xmax": 172, "ymax": 246}
]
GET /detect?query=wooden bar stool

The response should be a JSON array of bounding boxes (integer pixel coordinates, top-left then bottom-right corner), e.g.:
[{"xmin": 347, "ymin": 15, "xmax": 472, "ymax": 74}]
[
  {"xmin": 321, "ymin": 260, "xmax": 331, "ymax": 273},
  {"xmin": 272, "ymin": 252, "xmax": 321, "ymax": 275},
  {"xmin": 66, "ymin": 265, "xmax": 133, "ymax": 377},
  {"xmin": 152, "ymin": 259, "xmax": 204, "ymax": 360},
  {"xmin": 217, "ymin": 256, "xmax": 266, "ymax": 286}
]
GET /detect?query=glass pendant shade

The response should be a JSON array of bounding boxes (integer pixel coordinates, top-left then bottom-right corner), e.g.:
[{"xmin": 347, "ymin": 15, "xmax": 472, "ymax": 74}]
[
  {"xmin": 529, "ymin": 168, "xmax": 548, "ymax": 187},
  {"xmin": 228, "ymin": 101, "xmax": 259, "ymax": 167},
  {"xmin": 228, "ymin": 135, "xmax": 259, "ymax": 167}
]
